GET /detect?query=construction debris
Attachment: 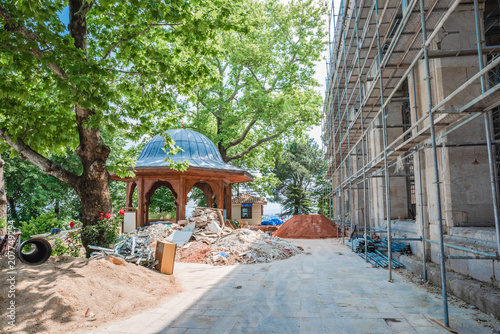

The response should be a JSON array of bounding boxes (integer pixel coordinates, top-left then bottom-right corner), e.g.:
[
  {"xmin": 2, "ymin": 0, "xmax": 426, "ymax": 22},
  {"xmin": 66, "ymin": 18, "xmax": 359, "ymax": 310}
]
[
  {"xmin": 178, "ymin": 229, "xmax": 303, "ymax": 265},
  {"xmin": 90, "ymin": 207, "xmax": 303, "ymax": 267},
  {"xmin": 89, "ymin": 234, "xmax": 156, "ymax": 268},
  {"xmin": 140, "ymin": 223, "xmax": 173, "ymax": 241},
  {"xmin": 347, "ymin": 237, "xmax": 406, "ymax": 269}
]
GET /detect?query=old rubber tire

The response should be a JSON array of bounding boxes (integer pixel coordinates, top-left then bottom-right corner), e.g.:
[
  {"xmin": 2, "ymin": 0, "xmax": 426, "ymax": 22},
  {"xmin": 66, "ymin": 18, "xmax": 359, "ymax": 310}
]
[{"xmin": 17, "ymin": 238, "xmax": 52, "ymax": 265}]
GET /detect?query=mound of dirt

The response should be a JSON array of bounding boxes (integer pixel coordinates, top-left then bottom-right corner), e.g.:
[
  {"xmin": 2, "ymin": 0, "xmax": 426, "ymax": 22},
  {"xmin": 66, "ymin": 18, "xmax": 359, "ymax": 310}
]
[
  {"xmin": 272, "ymin": 214, "xmax": 340, "ymax": 239},
  {"xmin": 0, "ymin": 255, "xmax": 181, "ymax": 334},
  {"xmin": 250, "ymin": 225, "xmax": 279, "ymax": 233}
]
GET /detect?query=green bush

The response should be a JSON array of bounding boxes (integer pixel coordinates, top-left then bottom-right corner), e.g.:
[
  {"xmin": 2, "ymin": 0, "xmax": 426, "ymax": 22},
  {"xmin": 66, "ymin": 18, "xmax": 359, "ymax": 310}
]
[
  {"xmin": 52, "ymin": 230, "xmax": 83, "ymax": 257},
  {"xmin": 81, "ymin": 213, "xmax": 120, "ymax": 248},
  {"xmin": 19, "ymin": 211, "xmax": 62, "ymax": 241}
]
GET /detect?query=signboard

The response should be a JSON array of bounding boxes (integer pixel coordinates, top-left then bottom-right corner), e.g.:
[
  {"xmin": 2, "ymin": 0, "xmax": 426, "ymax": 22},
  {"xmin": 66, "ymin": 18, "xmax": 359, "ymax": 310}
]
[{"xmin": 242, "ymin": 203, "xmax": 253, "ymax": 208}]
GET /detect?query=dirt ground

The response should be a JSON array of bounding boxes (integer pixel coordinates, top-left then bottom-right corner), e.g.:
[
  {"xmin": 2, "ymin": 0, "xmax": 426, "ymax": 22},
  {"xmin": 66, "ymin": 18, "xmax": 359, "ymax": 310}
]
[
  {"xmin": 176, "ymin": 242, "xmax": 212, "ymax": 263},
  {"xmin": 273, "ymin": 214, "xmax": 341, "ymax": 239},
  {"xmin": 0, "ymin": 255, "xmax": 181, "ymax": 334}
]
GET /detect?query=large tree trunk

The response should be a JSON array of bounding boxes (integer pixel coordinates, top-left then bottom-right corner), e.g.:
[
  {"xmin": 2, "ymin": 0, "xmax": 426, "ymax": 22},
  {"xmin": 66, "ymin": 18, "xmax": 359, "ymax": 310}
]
[
  {"xmin": 0, "ymin": 157, "xmax": 7, "ymax": 223},
  {"xmin": 7, "ymin": 197, "xmax": 17, "ymax": 221},
  {"xmin": 69, "ymin": 1, "xmax": 113, "ymax": 255}
]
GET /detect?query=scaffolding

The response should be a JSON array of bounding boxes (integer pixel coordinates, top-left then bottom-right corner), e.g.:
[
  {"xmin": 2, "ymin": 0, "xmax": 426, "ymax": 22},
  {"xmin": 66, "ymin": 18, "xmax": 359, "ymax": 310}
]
[{"xmin": 322, "ymin": 0, "xmax": 500, "ymax": 327}]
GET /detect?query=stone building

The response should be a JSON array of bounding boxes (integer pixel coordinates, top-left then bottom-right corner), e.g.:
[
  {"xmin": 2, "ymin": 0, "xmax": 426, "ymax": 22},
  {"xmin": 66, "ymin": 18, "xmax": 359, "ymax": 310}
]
[
  {"xmin": 323, "ymin": 0, "xmax": 500, "ymax": 320},
  {"xmin": 231, "ymin": 193, "xmax": 268, "ymax": 225}
]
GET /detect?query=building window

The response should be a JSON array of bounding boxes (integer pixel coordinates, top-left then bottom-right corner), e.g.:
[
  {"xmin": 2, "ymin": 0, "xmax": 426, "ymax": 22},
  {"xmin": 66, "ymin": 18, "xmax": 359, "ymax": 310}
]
[{"xmin": 241, "ymin": 203, "xmax": 252, "ymax": 218}]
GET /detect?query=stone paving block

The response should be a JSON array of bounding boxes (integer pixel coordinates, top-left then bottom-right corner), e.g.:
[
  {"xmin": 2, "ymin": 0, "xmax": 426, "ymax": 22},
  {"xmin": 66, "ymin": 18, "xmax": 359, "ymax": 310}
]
[
  {"xmin": 168, "ymin": 314, "xmax": 218, "ymax": 329},
  {"xmin": 155, "ymin": 328, "xmax": 188, "ymax": 334},
  {"xmin": 184, "ymin": 329, "xmax": 209, "ymax": 334},
  {"xmin": 341, "ymin": 317, "xmax": 392, "ymax": 334},
  {"xmin": 207, "ymin": 316, "xmax": 239, "ymax": 334}
]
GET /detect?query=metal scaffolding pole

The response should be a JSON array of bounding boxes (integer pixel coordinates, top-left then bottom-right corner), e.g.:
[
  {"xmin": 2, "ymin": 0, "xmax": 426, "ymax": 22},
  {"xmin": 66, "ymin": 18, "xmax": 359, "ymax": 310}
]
[
  {"xmin": 411, "ymin": 67, "xmax": 428, "ymax": 281},
  {"xmin": 374, "ymin": 0, "xmax": 393, "ymax": 282},
  {"xmin": 419, "ymin": 0, "xmax": 449, "ymax": 326},
  {"xmin": 474, "ymin": 0, "xmax": 500, "ymax": 255}
]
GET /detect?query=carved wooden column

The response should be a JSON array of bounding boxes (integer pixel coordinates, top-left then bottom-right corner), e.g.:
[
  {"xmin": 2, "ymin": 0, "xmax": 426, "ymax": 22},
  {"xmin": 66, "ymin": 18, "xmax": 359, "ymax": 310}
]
[
  {"xmin": 137, "ymin": 177, "xmax": 145, "ymax": 227},
  {"xmin": 176, "ymin": 176, "xmax": 186, "ymax": 221},
  {"xmin": 215, "ymin": 180, "xmax": 224, "ymax": 213},
  {"xmin": 224, "ymin": 182, "xmax": 232, "ymax": 220}
]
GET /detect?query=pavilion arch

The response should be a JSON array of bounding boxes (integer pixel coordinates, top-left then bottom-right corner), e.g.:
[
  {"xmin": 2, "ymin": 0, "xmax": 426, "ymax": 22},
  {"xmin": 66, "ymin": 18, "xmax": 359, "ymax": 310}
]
[
  {"xmin": 111, "ymin": 129, "xmax": 253, "ymax": 227},
  {"xmin": 145, "ymin": 180, "xmax": 178, "ymax": 223},
  {"xmin": 125, "ymin": 181, "xmax": 137, "ymax": 208}
]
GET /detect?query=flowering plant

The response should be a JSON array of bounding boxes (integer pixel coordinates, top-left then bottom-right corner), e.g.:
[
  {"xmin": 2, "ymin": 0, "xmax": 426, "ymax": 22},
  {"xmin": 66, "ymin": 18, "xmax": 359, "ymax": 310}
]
[{"xmin": 81, "ymin": 213, "xmax": 120, "ymax": 248}]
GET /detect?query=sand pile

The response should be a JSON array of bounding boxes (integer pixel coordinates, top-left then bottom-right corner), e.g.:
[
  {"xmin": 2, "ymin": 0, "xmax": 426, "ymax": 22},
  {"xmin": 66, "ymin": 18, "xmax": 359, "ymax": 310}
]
[
  {"xmin": 0, "ymin": 255, "xmax": 181, "ymax": 334},
  {"xmin": 272, "ymin": 214, "xmax": 341, "ymax": 239}
]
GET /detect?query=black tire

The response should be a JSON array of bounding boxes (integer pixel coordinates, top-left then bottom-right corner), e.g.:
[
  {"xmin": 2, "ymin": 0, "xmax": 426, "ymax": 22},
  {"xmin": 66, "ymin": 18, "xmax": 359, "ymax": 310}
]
[{"xmin": 17, "ymin": 238, "xmax": 52, "ymax": 265}]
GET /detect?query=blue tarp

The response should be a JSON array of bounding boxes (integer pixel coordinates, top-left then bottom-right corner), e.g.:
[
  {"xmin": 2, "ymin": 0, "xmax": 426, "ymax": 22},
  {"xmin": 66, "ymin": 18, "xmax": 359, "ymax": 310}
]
[{"xmin": 261, "ymin": 218, "xmax": 284, "ymax": 226}]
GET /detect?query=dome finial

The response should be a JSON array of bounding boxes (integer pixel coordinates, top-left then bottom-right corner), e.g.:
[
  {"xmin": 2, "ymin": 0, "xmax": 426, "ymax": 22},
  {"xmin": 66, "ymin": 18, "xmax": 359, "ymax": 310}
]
[{"xmin": 181, "ymin": 121, "xmax": 184, "ymax": 129}]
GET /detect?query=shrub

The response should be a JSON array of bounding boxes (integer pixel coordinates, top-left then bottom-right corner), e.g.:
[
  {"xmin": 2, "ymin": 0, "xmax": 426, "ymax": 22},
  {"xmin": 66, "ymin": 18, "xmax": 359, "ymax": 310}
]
[
  {"xmin": 19, "ymin": 211, "xmax": 62, "ymax": 241},
  {"xmin": 81, "ymin": 213, "xmax": 120, "ymax": 248},
  {"xmin": 52, "ymin": 230, "xmax": 83, "ymax": 257}
]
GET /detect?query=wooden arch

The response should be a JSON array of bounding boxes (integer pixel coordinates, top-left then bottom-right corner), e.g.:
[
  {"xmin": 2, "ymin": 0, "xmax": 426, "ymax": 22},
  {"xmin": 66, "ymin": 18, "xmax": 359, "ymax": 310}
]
[{"xmin": 113, "ymin": 168, "xmax": 252, "ymax": 227}]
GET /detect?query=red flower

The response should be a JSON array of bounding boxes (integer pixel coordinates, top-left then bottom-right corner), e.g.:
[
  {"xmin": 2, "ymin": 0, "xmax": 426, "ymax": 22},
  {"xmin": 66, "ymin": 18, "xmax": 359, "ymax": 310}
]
[
  {"xmin": 118, "ymin": 209, "xmax": 125, "ymax": 216},
  {"xmin": 100, "ymin": 213, "xmax": 104, "ymax": 216},
  {"xmin": 99, "ymin": 217, "xmax": 102, "ymax": 221},
  {"xmin": 70, "ymin": 221, "xmax": 75, "ymax": 228},
  {"xmin": 105, "ymin": 213, "xmax": 111, "ymax": 219}
]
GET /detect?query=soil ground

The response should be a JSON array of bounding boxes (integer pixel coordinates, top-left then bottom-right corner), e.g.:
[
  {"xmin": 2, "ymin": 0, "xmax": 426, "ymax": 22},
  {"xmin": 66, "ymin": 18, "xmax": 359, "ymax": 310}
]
[{"xmin": 0, "ymin": 255, "xmax": 181, "ymax": 333}]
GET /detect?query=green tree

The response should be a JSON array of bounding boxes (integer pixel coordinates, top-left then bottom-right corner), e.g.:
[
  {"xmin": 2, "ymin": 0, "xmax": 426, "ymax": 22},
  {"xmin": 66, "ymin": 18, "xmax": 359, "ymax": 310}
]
[
  {"xmin": 273, "ymin": 139, "xmax": 327, "ymax": 216},
  {"xmin": 0, "ymin": 0, "xmax": 245, "ymax": 251},
  {"xmin": 0, "ymin": 156, "xmax": 6, "ymax": 227},
  {"xmin": 4, "ymin": 153, "xmax": 81, "ymax": 224},
  {"xmin": 149, "ymin": 187, "xmax": 176, "ymax": 218},
  {"xmin": 184, "ymin": 0, "xmax": 326, "ymax": 172}
]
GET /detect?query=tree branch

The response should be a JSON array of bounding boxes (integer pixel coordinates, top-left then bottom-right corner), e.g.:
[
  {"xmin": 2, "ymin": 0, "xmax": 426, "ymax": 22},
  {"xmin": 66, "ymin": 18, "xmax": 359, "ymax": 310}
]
[
  {"xmin": 226, "ymin": 119, "xmax": 257, "ymax": 149},
  {"xmin": 226, "ymin": 133, "xmax": 279, "ymax": 162},
  {"xmin": 0, "ymin": 129, "xmax": 79, "ymax": 187},
  {"xmin": 74, "ymin": 0, "xmax": 94, "ymax": 18},
  {"xmin": 0, "ymin": 5, "xmax": 67, "ymax": 78}
]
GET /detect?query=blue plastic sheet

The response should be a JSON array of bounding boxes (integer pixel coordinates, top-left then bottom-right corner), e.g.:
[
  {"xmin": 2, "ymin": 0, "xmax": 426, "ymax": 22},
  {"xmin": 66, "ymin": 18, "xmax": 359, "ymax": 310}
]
[{"xmin": 261, "ymin": 218, "xmax": 284, "ymax": 226}]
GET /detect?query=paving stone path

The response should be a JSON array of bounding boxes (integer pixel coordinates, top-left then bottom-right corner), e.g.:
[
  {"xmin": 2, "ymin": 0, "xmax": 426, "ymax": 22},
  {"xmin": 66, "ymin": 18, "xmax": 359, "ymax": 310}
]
[{"xmin": 86, "ymin": 239, "xmax": 499, "ymax": 334}]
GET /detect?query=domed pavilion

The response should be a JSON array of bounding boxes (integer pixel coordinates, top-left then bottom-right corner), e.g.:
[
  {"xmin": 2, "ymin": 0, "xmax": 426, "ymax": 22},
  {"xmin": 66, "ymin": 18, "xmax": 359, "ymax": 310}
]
[{"xmin": 111, "ymin": 129, "xmax": 253, "ymax": 227}]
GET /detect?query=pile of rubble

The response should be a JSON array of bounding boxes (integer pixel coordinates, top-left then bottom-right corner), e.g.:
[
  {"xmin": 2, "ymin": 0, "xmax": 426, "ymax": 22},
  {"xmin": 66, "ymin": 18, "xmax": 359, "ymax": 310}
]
[
  {"xmin": 202, "ymin": 229, "xmax": 303, "ymax": 265},
  {"xmin": 91, "ymin": 207, "xmax": 303, "ymax": 267},
  {"xmin": 140, "ymin": 223, "xmax": 173, "ymax": 242}
]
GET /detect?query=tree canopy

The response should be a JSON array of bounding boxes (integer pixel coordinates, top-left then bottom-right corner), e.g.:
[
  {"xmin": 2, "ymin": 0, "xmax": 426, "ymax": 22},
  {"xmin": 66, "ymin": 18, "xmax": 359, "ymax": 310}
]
[
  {"xmin": 184, "ymin": 0, "xmax": 327, "ymax": 172},
  {"xmin": 0, "ymin": 0, "xmax": 246, "ymax": 250},
  {"xmin": 273, "ymin": 139, "xmax": 327, "ymax": 216}
]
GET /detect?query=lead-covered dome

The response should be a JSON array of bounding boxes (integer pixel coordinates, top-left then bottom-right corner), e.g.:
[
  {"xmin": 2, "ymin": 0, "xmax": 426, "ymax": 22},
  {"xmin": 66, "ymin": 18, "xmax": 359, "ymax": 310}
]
[{"xmin": 136, "ymin": 129, "xmax": 243, "ymax": 172}]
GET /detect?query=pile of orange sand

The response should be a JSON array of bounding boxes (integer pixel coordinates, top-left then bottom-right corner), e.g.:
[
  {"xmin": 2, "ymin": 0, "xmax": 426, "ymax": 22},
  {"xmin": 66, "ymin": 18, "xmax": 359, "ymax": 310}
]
[
  {"xmin": 0, "ymin": 255, "xmax": 181, "ymax": 334},
  {"xmin": 273, "ymin": 214, "xmax": 341, "ymax": 239}
]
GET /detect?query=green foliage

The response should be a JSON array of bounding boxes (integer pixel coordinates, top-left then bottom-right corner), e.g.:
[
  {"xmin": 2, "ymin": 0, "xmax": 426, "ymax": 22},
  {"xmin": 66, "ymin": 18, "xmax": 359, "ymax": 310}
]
[
  {"xmin": 0, "ymin": 0, "xmax": 248, "ymax": 170},
  {"xmin": 273, "ymin": 139, "xmax": 327, "ymax": 216},
  {"xmin": 52, "ymin": 230, "xmax": 83, "ymax": 257},
  {"xmin": 184, "ymin": 0, "xmax": 327, "ymax": 181},
  {"xmin": 81, "ymin": 213, "xmax": 120, "ymax": 248},
  {"xmin": 4, "ymin": 153, "xmax": 81, "ymax": 224},
  {"xmin": 149, "ymin": 187, "xmax": 176, "ymax": 217},
  {"xmin": 0, "ymin": 0, "xmax": 248, "ymax": 249},
  {"xmin": 19, "ymin": 211, "xmax": 63, "ymax": 241},
  {"xmin": 188, "ymin": 187, "xmax": 207, "ymax": 207}
]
